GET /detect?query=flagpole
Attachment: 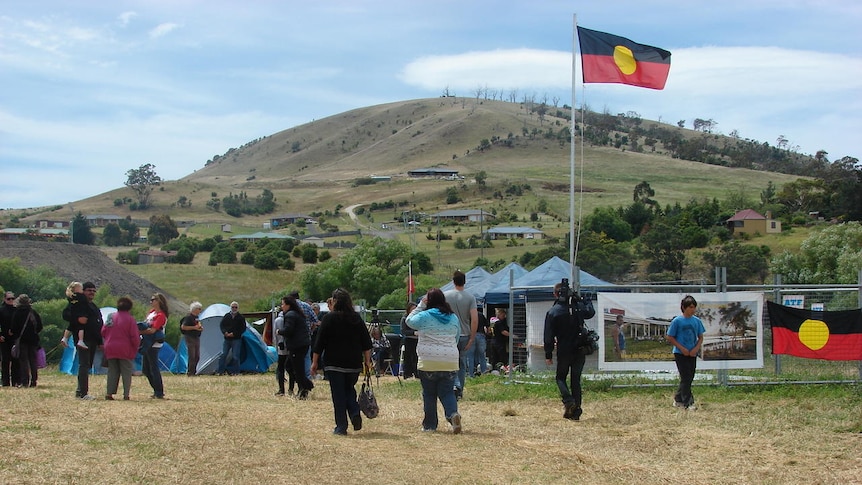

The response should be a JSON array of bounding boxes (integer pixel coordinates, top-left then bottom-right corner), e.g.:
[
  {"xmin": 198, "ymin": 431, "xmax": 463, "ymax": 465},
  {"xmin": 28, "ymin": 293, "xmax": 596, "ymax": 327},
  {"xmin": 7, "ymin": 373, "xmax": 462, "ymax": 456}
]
[{"xmin": 570, "ymin": 14, "xmax": 578, "ymax": 292}]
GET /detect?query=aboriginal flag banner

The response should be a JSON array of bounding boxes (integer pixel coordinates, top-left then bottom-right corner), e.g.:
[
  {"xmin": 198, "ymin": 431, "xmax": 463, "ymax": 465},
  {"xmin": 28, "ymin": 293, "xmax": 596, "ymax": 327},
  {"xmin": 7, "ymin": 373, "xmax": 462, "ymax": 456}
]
[
  {"xmin": 767, "ymin": 301, "xmax": 862, "ymax": 361},
  {"xmin": 577, "ymin": 26, "xmax": 671, "ymax": 90}
]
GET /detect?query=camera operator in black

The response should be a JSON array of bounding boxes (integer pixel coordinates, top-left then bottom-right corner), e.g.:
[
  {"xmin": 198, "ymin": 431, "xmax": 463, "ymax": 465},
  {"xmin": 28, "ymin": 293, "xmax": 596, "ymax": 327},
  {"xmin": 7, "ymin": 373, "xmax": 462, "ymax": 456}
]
[{"xmin": 544, "ymin": 280, "xmax": 595, "ymax": 421}]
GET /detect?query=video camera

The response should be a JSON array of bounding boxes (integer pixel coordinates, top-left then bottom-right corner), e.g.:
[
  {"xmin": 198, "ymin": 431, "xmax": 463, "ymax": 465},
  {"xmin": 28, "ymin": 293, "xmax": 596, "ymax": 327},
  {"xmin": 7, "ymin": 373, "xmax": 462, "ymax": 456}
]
[{"xmin": 558, "ymin": 278, "xmax": 595, "ymax": 319}]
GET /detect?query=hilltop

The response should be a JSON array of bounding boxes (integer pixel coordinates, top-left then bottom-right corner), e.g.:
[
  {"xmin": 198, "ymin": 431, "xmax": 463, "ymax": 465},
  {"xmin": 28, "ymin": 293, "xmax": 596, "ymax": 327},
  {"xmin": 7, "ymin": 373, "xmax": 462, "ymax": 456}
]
[{"xmin": 12, "ymin": 97, "xmax": 804, "ymax": 226}]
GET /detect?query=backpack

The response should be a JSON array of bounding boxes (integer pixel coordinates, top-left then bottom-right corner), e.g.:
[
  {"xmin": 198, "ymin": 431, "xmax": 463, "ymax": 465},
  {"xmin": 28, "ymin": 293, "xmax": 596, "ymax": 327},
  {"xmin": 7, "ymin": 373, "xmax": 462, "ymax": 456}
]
[{"xmin": 62, "ymin": 303, "xmax": 73, "ymax": 323}]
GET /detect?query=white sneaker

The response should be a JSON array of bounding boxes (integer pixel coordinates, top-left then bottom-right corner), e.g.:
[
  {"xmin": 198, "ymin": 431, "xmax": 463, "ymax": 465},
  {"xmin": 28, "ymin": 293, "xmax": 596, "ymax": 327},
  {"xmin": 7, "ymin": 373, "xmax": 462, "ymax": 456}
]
[
  {"xmin": 80, "ymin": 395, "xmax": 95, "ymax": 400},
  {"xmin": 686, "ymin": 403, "xmax": 697, "ymax": 411},
  {"xmin": 76, "ymin": 341, "xmax": 88, "ymax": 350},
  {"xmin": 450, "ymin": 413, "xmax": 462, "ymax": 435}
]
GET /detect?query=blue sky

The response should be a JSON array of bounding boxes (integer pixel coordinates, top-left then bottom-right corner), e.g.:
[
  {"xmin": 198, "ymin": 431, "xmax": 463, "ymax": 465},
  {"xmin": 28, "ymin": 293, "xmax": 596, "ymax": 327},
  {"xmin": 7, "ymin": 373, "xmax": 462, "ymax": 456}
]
[{"xmin": 2, "ymin": 0, "xmax": 860, "ymax": 209}]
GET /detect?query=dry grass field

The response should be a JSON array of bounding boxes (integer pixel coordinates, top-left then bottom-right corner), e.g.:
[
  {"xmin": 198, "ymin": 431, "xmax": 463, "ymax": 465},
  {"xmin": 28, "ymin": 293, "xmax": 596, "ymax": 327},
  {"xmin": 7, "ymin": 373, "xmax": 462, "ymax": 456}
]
[{"xmin": 2, "ymin": 369, "xmax": 860, "ymax": 485}]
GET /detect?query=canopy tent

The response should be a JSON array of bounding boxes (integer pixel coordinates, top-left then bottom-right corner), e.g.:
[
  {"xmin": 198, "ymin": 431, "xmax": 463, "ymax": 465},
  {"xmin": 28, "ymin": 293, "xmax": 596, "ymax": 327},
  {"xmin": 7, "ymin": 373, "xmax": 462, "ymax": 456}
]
[
  {"xmin": 59, "ymin": 307, "xmax": 177, "ymax": 375},
  {"xmin": 440, "ymin": 266, "xmax": 492, "ymax": 297},
  {"xmin": 483, "ymin": 256, "xmax": 616, "ymax": 305},
  {"xmin": 170, "ymin": 303, "xmax": 277, "ymax": 375}
]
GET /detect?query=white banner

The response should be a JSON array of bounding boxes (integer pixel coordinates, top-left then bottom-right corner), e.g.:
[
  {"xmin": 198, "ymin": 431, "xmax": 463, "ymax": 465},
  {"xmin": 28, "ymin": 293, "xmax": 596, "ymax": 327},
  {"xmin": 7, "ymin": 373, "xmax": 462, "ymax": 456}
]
[{"xmin": 596, "ymin": 292, "xmax": 764, "ymax": 371}]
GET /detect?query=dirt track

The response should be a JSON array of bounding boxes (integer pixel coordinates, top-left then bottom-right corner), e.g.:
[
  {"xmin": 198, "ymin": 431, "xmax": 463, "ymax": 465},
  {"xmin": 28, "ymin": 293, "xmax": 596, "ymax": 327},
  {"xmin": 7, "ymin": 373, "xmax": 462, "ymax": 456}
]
[{"xmin": 0, "ymin": 240, "xmax": 184, "ymax": 313}]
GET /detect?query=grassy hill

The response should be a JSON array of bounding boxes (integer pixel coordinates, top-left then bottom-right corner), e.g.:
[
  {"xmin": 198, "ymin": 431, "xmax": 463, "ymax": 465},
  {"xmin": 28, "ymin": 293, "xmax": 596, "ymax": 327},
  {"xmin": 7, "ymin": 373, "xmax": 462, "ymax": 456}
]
[
  {"xmin": 5, "ymin": 97, "xmax": 813, "ymax": 305},
  {"xmin": 17, "ymin": 97, "xmax": 802, "ymax": 225}
]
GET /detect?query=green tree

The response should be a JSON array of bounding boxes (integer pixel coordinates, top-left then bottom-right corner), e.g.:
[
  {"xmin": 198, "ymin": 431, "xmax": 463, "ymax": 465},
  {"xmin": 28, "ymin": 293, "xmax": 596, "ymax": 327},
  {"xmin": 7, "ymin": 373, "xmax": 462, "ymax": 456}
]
[
  {"xmin": 702, "ymin": 241, "xmax": 770, "ymax": 284},
  {"xmin": 102, "ymin": 223, "xmax": 124, "ymax": 246},
  {"xmin": 641, "ymin": 220, "xmax": 686, "ymax": 279},
  {"xmin": 300, "ymin": 244, "xmax": 318, "ymax": 264},
  {"xmin": 585, "ymin": 206, "xmax": 633, "ymax": 242},
  {"xmin": 474, "ymin": 171, "xmax": 487, "ymax": 187},
  {"xmin": 300, "ymin": 237, "xmax": 426, "ymax": 304},
  {"xmin": 147, "ymin": 214, "xmax": 179, "ymax": 245},
  {"xmin": 71, "ymin": 212, "xmax": 95, "ymax": 245},
  {"xmin": 445, "ymin": 187, "xmax": 460, "ymax": 204},
  {"xmin": 124, "ymin": 163, "xmax": 161, "ymax": 210},
  {"xmin": 173, "ymin": 246, "xmax": 195, "ymax": 264},
  {"xmin": 770, "ymin": 222, "xmax": 862, "ymax": 284}
]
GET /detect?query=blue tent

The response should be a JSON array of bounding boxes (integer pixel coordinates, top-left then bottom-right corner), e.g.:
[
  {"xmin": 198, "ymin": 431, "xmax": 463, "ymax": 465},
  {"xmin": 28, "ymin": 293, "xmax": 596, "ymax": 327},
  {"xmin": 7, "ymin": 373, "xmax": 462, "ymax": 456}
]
[
  {"xmin": 440, "ymin": 266, "xmax": 492, "ymax": 298},
  {"xmin": 58, "ymin": 306, "xmax": 178, "ymax": 374},
  {"xmin": 483, "ymin": 256, "xmax": 616, "ymax": 304},
  {"xmin": 473, "ymin": 262, "xmax": 529, "ymax": 305},
  {"xmin": 169, "ymin": 303, "xmax": 277, "ymax": 375}
]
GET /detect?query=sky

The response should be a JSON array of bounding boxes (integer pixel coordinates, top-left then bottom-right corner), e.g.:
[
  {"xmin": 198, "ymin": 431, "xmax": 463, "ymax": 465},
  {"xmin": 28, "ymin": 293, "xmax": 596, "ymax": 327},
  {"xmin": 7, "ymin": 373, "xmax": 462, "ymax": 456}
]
[{"xmin": 2, "ymin": 0, "xmax": 861, "ymax": 210}]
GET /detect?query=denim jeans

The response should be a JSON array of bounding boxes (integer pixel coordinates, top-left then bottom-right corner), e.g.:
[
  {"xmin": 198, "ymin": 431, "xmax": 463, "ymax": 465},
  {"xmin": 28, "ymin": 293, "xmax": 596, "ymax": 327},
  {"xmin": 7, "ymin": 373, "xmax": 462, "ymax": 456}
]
[
  {"xmin": 141, "ymin": 345, "xmax": 164, "ymax": 397},
  {"xmin": 218, "ymin": 338, "xmax": 242, "ymax": 374},
  {"xmin": 465, "ymin": 334, "xmax": 487, "ymax": 376},
  {"xmin": 418, "ymin": 370, "xmax": 458, "ymax": 431},
  {"xmin": 325, "ymin": 370, "xmax": 360, "ymax": 433},
  {"xmin": 455, "ymin": 336, "xmax": 471, "ymax": 390}
]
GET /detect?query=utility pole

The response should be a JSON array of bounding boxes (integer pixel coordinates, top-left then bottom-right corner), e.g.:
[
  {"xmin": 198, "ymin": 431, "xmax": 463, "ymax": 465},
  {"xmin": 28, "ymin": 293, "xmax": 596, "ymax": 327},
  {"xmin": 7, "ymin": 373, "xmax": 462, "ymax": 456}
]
[{"xmin": 68, "ymin": 203, "xmax": 75, "ymax": 244}]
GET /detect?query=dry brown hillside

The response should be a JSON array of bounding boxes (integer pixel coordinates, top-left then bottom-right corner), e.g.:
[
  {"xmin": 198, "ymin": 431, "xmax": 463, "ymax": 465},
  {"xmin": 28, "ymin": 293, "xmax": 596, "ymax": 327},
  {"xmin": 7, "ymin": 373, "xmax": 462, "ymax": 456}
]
[
  {"xmin": 0, "ymin": 240, "xmax": 185, "ymax": 314},
  {"xmin": 10, "ymin": 97, "xmax": 803, "ymax": 230}
]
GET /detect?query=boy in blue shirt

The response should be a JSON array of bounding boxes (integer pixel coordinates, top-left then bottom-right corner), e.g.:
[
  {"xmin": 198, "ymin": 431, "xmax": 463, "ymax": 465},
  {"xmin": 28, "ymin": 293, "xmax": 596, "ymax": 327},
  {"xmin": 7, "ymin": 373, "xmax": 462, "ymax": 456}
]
[{"xmin": 666, "ymin": 295, "xmax": 705, "ymax": 410}]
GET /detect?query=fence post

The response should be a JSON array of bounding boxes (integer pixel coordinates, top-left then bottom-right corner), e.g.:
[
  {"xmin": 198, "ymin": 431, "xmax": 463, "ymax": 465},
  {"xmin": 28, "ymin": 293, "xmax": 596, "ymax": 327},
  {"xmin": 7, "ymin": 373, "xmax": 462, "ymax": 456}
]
[
  {"xmin": 716, "ymin": 267, "xmax": 728, "ymax": 387},
  {"xmin": 773, "ymin": 274, "xmax": 782, "ymax": 376}
]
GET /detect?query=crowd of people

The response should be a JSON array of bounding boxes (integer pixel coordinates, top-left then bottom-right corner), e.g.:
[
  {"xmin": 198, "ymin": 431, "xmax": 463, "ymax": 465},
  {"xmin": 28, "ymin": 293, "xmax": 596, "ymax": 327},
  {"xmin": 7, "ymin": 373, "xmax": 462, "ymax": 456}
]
[{"xmin": 0, "ymin": 275, "xmax": 705, "ymax": 434}]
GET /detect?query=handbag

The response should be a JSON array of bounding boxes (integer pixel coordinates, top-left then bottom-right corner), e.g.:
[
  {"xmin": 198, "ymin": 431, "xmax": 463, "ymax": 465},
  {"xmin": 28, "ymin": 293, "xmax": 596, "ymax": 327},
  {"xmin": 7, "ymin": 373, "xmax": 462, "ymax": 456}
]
[
  {"xmin": 36, "ymin": 347, "xmax": 47, "ymax": 369},
  {"xmin": 11, "ymin": 311, "xmax": 32, "ymax": 359},
  {"xmin": 357, "ymin": 370, "xmax": 379, "ymax": 419}
]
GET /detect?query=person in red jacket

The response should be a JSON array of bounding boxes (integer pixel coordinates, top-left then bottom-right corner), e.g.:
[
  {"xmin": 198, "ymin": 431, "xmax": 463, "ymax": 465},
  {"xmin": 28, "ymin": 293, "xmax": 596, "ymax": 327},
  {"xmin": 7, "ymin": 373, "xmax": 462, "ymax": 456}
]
[{"xmin": 101, "ymin": 297, "xmax": 141, "ymax": 400}]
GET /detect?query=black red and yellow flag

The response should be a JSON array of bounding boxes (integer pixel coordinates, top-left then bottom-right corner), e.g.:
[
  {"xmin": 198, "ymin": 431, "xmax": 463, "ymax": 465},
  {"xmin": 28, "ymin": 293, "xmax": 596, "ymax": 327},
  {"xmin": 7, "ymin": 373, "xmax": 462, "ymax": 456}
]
[
  {"xmin": 767, "ymin": 301, "xmax": 862, "ymax": 361},
  {"xmin": 577, "ymin": 26, "xmax": 671, "ymax": 90}
]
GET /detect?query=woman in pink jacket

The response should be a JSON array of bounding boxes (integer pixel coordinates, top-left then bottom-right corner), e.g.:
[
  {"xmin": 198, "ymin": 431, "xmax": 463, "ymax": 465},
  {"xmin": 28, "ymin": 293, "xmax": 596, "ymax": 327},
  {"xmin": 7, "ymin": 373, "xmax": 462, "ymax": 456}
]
[{"xmin": 101, "ymin": 297, "xmax": 141, "ymax": 400}]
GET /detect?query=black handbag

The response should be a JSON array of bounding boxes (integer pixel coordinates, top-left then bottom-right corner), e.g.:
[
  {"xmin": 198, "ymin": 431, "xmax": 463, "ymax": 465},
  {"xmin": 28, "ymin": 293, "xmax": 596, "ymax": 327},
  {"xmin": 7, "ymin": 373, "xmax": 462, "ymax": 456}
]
[
  {"xmin": 11, "ymin": 312, "xmax": 32, "ymax": 359},
  {"xmin": 357, "ymin": 370, "xmax": 379, "ymax": 419}
]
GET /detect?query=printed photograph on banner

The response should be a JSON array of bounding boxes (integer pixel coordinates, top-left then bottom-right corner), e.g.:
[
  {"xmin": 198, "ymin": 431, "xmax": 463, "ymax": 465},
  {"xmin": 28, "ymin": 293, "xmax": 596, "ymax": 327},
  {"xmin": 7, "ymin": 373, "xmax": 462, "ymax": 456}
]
[{"xmin": 596, "ymin": 292, "xmax": 764, "ymax": 371}]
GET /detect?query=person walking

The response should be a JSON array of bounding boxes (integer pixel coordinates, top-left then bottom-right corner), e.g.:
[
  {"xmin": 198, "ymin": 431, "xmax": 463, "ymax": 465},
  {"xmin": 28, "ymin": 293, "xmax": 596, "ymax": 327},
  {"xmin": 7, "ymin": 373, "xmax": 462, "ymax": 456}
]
[
  {"xmin": 667, "ymin": 295, "xmax": 705, "ymax": 410},
  {"xmin": 400, "ymin": 302, "xmax": 419, "ymax": 379},
  {"xmin": 140, "ymin": 293, "xmax": 168, "ymax": 399},
  {"xmin": 443, "ymin": 271, "xmax": 477, "ymax": 400},
  {"xmin": 544, "ymin": 282, "xmax": 595, "ymax": 421},
  {"xmin": 278, "ymin": 295, "xmax": 314, "ymax": 399},
  {"xmin": 9, "ymin": 294, "xmax": 42, "ymax": 388},
  {"xmin": 217, "ymin": 301, "xmax": 246, "ymax": 375},
  {"xmin": 406, "ymin": 288, "xmax": 462, "ymax": 434},
  {"xmin": 311, "ymin": 288, "xmax": 372, "ymax": 436},
  {"xmin": 180, "ymin": 301, "xmax": 204, "ymax": 376},
  {"xmin": 101, "ymin": 297, "xmax": 140, "ymax": 400}
]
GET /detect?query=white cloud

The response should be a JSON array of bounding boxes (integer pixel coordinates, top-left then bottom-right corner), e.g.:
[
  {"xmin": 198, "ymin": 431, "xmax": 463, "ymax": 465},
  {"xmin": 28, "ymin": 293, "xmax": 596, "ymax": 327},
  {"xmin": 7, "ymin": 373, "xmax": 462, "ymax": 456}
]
[
  {"xmin": 149, "ymin": 22, "xmax": 180, "ymax": 39},
  {"xmin": 118, "ymin": 11, "xmax": 137, "ymax": 27}
]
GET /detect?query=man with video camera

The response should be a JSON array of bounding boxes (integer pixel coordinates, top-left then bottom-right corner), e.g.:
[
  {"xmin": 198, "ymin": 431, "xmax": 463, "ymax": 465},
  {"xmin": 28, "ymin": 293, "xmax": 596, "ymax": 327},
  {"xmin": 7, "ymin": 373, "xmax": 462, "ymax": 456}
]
[{"xmin": 543, "ymin": 279, "xmax": 595, "ymax": 421}]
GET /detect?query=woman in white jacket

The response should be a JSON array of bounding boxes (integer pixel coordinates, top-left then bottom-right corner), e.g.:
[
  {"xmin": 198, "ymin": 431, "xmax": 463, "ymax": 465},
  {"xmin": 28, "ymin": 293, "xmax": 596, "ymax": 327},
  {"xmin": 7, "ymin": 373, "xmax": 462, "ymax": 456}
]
[{"xmin": 406, "ymin": 288, "xmax": 462, "ymax": 434}]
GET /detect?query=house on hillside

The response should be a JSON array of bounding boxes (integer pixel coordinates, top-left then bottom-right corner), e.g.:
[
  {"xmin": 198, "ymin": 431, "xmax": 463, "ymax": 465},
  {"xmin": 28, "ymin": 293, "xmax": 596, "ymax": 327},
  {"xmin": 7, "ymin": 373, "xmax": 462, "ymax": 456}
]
[
  {"xmin": 35, "ymin": 219, "xmax": 70, "ymax": 229},
  {"xmin": 727, "ymin": 209, "xmax": 782, "ymax": 236},
  {"xmin": 270, "ymin": 214, "xmax": 312, "ymax": 228},
  {"xmin": 407, "ymin": 168, "xmax": 460, "ymax": 179},
  {"xmin": 485, "ymin": 226, "xmax": 544, "ymax": 240},
  {"xmin": 85, "ymin": 214, "xmax": 122, "ymax": 227},
  {"xmin": 138, "ymin": 250, "xmax": 178, "ymax": 264},
  {"xmin": 229, "ymin": 232, "xmax": 296, "ymax": 243},
  {"xmin": 429, "ymin": 209, "xmax": 494, "ymax": 224}
]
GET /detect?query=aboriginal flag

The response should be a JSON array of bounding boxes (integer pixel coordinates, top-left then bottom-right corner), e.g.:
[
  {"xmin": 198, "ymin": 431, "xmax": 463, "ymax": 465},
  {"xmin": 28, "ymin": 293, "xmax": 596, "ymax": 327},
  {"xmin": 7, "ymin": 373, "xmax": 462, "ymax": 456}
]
[
  {"xmin": 577, "ymin": 26, "xmax": 671, "ymax": 90},
  {"xmin": 767, "ymin": 301, "xmax": 862, "ymax": 361}
]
